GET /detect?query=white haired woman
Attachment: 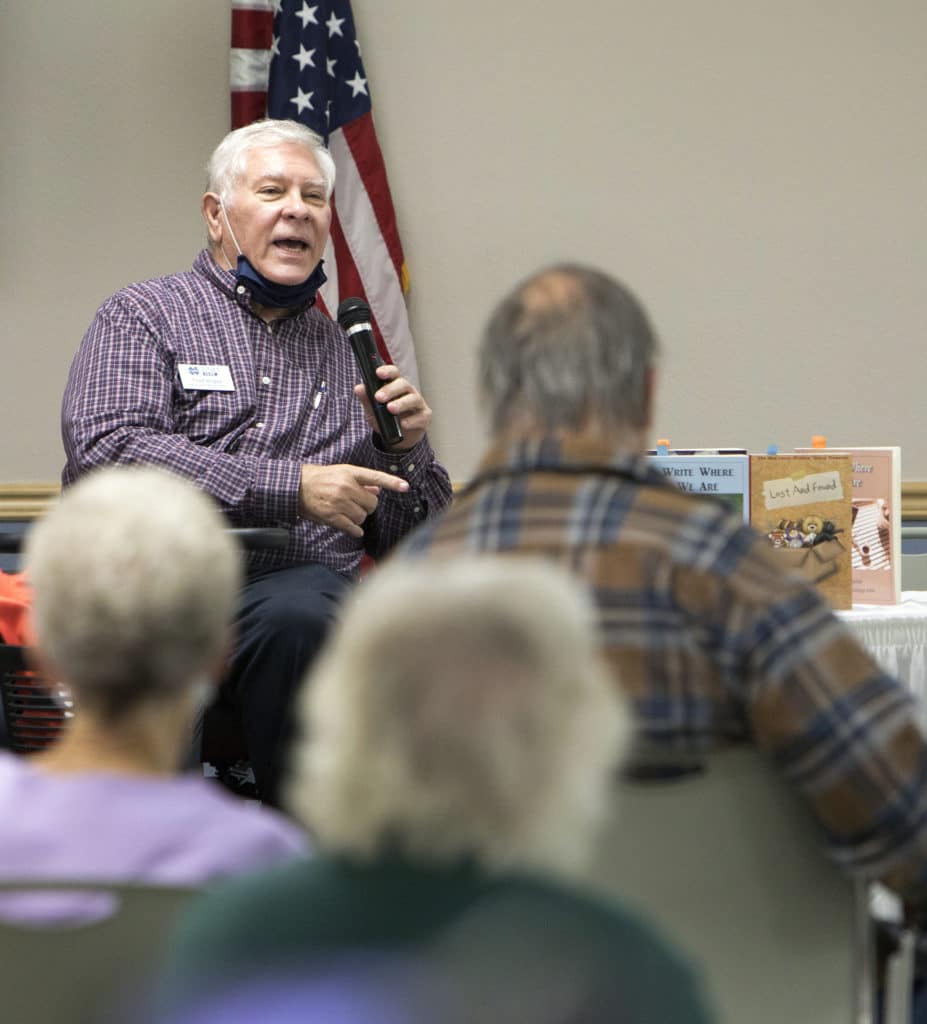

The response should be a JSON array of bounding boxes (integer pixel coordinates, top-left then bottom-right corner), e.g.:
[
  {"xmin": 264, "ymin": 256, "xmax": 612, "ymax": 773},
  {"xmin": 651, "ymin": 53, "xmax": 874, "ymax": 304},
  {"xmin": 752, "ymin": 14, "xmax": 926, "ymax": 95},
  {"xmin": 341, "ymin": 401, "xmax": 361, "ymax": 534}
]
[
  {"xmin": 0, "ymin": 466, "xmax": 307, "ymax": 912},
  {"xmin": 157, "ymin": 558, "xmax": 716, "ymax": 1023}
]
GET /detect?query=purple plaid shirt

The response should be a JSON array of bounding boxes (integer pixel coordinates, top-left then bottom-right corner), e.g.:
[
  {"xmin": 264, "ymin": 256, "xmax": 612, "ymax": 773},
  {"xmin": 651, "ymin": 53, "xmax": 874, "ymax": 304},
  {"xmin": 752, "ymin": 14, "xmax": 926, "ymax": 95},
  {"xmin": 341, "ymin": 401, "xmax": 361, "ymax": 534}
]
[{"xmin": 61, "ymin": 251, "xmax": 452, "ymax": 574}]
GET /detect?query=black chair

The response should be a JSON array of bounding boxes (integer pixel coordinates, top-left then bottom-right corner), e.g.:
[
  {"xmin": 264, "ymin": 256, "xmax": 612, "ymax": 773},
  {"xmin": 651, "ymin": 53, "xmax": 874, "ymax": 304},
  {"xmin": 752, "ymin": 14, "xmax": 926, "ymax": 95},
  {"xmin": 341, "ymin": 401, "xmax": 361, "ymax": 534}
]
[
  {"xmin": 0, "ymin": 530, "xmax": 27, "ymax": 557},
  {"xmin": 0, "ymin": 645, "xmax": 73, "ymax": 754},
  {"xmin": 0, "ymin": 527, "xmax": 289, "ymax": 775}
]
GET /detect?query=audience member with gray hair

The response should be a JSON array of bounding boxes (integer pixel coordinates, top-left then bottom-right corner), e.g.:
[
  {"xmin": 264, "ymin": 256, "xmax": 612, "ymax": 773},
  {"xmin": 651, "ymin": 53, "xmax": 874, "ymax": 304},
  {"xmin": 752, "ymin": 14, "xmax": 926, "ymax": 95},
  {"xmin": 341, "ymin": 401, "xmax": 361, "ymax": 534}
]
[
  {"xmin": 156, "ymin": 558, "xmax": 716, "ymax": 1023},
  {"xmin": 0, "ymin": 466, "xmax": 306, "ymax": 911},
  {"xmin": 400, "ymin": 262, "xmax": 927, "ymax": 916},
  {"xmin": 479, "ymin": 263, "xmax": 656, "ymax": 438}
]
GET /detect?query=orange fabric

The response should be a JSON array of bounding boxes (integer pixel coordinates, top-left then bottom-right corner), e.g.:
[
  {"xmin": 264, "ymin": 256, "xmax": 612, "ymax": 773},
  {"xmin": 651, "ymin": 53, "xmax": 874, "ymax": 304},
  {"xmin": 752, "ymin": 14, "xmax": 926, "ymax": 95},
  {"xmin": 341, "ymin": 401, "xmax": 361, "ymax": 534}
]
[{"xmin": 0, "ymin": 570, "xmax": 33, "ymax": 646}]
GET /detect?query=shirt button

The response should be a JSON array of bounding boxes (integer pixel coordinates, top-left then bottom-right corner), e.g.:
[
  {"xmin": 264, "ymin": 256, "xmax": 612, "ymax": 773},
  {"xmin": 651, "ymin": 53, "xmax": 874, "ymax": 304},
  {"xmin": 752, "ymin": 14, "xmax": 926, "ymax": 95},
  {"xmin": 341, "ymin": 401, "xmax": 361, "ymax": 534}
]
[
  {"xmin": 261, "ymin": 376, "xmax": 271, "ymax": 385},
  {"xmin": 256, "ymin": 421, "xmax": 265, "ymax": 428},
  {"xmin": 389, "ymin": 464, "xmax": 399, "ymax": 472},
  {"xmin": 236, "ymin": 285, "xmax": 246, "ymax": 295},
  {"xmin": 407, "ymin": 463, "xmax": 416, "ymax": 472},
  {"xmin": 413, "ymin": 505, "xmax": 422, "ymax": 515}
]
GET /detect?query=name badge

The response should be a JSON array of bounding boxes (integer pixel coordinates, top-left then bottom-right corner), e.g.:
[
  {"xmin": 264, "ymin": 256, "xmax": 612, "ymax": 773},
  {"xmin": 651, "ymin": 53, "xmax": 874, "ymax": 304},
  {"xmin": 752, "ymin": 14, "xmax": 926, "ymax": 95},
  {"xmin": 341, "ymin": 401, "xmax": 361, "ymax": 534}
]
[{"xmin": 178, "ymin": 364, "xmax": 235, "ymax": 391}]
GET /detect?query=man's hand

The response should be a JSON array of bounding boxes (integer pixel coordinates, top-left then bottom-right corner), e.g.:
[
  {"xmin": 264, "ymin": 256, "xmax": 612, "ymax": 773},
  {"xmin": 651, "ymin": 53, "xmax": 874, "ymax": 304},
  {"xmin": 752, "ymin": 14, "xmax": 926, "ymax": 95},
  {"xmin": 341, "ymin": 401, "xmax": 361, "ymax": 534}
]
[
  {"xmin": 354, "ymin": 364, "xmax": 432, "ymax": 451},
  {"xmin": 299, "ymin": 464, "xmax": 409, "ymax": 538}
]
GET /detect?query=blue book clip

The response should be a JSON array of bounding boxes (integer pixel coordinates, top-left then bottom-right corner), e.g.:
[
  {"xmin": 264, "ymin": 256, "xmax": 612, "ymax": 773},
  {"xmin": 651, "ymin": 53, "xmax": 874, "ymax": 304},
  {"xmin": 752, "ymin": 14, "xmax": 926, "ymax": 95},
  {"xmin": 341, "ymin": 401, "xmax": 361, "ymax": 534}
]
[
  {"xmin": 766, "ymin": 444, "xmax": 779, "ymax": 456},
  {"xmin": 655, "ymin": 440, "xmax": 670, "ymax": 457}
]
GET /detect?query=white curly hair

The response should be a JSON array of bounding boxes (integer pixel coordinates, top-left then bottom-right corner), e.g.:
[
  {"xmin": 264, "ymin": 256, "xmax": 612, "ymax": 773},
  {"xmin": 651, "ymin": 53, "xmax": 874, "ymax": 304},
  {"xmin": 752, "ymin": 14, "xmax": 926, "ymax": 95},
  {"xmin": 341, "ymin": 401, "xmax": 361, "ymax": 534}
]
[
  {"xmin": 25, "ymin": 466, "xmax": 241, "ymax": 717},
  {"xmin": 285, "ymin": 556, "xmax": 629, "ymax": 877}
]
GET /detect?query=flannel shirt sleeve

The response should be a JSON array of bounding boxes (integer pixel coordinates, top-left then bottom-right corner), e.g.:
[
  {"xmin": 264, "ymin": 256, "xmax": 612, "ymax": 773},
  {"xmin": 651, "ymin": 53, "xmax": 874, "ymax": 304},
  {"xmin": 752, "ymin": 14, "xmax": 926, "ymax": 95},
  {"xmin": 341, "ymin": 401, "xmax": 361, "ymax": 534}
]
[
  {"xmin": 61, "ymin": 297, "xmax": 302, "ymax": 525},
  {"xmin": 703, "ymin": 531, "xmax": 927, "ymax": 909}
]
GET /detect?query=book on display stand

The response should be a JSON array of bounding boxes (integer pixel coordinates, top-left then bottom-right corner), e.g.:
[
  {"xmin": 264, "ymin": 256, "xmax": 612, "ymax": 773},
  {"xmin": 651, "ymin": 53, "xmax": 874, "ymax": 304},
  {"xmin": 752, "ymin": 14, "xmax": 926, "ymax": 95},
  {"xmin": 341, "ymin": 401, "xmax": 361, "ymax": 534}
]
[
  {"xmin": 647, "ymin": 443, "xmax": 750, "ymax": 522},
  {"xmin": 796, "ymin": 440, "xmax": 902, "ymax": 605},
  {"xmin": 748, "ymin": 450, "xmax": 854, "ymax": 610}
]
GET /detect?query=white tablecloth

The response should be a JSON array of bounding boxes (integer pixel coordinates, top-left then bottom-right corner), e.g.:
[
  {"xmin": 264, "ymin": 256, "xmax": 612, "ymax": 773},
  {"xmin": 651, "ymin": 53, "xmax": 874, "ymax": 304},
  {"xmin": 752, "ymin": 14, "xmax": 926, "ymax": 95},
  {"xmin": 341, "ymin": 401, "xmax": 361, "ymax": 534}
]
[
  {"xmin": 837, "ymin": 592, "xmax": 927, "ymax": 726},
  {"xmin": 837, "ymin": 593, "xmax": 927, "ymax": 921}
]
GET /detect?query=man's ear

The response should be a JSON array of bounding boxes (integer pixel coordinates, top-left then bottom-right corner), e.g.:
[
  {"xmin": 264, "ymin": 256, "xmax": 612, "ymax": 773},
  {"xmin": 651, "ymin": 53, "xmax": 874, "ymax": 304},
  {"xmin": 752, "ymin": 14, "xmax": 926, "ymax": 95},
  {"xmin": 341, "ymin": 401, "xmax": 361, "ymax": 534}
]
[{"xmin": 201, "ymin": 192, "xmax": 224, "ymax": 245}]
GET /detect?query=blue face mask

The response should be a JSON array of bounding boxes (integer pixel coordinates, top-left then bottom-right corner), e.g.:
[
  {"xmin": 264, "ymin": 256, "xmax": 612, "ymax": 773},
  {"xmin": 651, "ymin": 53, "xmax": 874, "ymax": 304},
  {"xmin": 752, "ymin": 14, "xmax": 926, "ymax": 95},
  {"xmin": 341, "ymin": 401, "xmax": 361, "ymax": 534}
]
[
  {"xmin": 219, "ymin": 201, "xmax": 327, "ymax": 310},
  {"xmin": 235, "ymin": 253, "xmax": 327, "ymax": 310}
]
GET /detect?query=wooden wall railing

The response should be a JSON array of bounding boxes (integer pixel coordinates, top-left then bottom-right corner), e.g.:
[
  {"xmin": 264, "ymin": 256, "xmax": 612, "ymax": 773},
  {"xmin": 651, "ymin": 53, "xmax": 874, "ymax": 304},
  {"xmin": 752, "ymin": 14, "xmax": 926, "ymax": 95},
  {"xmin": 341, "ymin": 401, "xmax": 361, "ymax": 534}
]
[
  {"xmin": 3, "ymin": 481, "xmax": 927, "ymax": 522},
  {"xmin": 0, "ymin": 484, "xmax": 60, "ymax": 520},
  {"xmin": 905, "ymin": 483, "xmax": 927, "ymax": 520}
]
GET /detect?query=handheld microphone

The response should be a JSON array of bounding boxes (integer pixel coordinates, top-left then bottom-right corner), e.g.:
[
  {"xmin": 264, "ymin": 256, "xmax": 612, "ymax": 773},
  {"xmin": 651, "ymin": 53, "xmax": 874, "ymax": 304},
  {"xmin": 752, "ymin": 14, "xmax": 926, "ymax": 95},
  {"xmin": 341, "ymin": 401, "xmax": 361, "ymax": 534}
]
[{"xmin": 337, "ymin": 297, "xmax": 404, "ymax": 448}]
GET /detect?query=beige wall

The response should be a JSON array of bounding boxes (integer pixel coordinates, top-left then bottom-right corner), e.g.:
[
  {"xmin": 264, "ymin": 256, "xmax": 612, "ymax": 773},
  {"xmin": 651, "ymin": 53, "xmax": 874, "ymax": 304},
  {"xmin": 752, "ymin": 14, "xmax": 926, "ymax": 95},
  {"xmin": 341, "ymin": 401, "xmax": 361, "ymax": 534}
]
[
  {"xmin": 0, "ymin": 0, "xmax": 229, "ymax": 481},
  {"xmin": 3, "ymin": 1, "xmax": 926, "ymax": 485}
]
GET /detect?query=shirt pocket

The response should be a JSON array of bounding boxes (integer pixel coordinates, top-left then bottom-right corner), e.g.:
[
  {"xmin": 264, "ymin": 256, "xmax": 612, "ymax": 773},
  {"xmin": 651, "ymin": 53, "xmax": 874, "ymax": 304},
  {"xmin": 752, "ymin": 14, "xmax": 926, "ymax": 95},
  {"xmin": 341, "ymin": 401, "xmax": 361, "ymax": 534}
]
[
  {"xmin": 172, "ymin": 377, "xmax": 255, "ymax": 449},
  {"xmin": 305, "ymin": 389, "xmax": 361, "ymax": 456}
]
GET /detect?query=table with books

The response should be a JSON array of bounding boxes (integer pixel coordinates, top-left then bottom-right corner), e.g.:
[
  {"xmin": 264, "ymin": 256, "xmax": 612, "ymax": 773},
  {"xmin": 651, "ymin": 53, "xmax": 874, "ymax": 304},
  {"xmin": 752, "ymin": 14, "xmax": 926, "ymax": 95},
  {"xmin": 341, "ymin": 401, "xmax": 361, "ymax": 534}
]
[
  {"xmin": 837, "ymin": 592, "xmax": 927, "ymax": 727},
  {"xmin": 649, "ymin": 446, "xmax": 924, "ymax": 715},
  {"xmin": 840, "ymin": 592, "xmax": 927, "ymax": 926}
]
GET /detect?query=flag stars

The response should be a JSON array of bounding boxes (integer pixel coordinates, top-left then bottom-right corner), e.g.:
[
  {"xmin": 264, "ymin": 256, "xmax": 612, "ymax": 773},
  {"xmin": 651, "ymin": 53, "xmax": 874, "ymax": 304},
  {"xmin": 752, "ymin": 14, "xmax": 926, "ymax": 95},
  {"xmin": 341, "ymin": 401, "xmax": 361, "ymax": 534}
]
[
  {"xmin": 295, "ymin": 3, "xmax": 319, "ymax": 28},
  {"xmin": 326, "ymin": 11, "xmax": 345, "ymax": 37},
  {"xmin": 270, "ymin": 35, "xmax": 280, "ymax": 57},
  {"xmin": 326, "ymin": 57, "xmax": 337, "ymax": 77},
  {"xmin": 290, "ymin": 87, "xmax": 314, "ymax": 114},
  {"xmin": 292, "ymin": 44, "xmax": 316, "ymax": 70},
  {"xmin": 346, "ymin": 70, "xmax": 368, "ymax": 97}
]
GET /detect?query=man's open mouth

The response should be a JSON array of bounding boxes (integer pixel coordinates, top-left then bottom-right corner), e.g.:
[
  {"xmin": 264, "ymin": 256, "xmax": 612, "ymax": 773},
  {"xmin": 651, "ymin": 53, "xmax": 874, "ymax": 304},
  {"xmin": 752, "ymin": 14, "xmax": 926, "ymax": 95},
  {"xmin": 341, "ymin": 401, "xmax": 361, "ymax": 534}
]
[{"xmin": 274, "ymin": 239, "xmax": 310, "ymax": 251}]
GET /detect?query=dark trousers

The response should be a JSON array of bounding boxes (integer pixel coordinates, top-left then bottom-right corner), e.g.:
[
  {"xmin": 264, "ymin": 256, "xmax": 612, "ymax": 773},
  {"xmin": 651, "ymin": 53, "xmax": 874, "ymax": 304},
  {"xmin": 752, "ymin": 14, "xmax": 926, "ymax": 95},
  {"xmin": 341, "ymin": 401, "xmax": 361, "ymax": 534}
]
[{"xmin": 216, "ymin": 562, "xmax": 352, "ymax": 805}]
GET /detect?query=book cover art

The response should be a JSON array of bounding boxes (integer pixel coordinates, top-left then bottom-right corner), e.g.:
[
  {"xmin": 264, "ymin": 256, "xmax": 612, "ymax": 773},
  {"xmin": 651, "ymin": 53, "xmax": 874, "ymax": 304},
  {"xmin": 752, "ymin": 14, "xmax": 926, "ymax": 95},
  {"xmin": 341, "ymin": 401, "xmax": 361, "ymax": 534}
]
[
  {"xmin": 647, "ymin": 452, "xmax": 749, "ymax": 522},
  {"xmin": 797, "ymin": 446, "xmax": 901, "ymax": 605},
  {"xmin": 749, "ymin": 453, "xmax": 854, "ymax": 610}
]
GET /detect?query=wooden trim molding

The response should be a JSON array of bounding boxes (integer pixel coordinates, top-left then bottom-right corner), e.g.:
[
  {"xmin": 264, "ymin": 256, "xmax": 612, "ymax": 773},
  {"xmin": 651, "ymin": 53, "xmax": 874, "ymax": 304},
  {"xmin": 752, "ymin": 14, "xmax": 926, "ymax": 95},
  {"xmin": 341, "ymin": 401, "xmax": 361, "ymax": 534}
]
[
  {"xmin": 0, "ymin": 483, "xmax": 60, "ymax": 520},
  {"xmin": 3, "ymin": 480, "xmax": 927, "ymax": 521},
  {"xmin": 903, "ymin": 482, "xmax": 927, "ymax": 520}
]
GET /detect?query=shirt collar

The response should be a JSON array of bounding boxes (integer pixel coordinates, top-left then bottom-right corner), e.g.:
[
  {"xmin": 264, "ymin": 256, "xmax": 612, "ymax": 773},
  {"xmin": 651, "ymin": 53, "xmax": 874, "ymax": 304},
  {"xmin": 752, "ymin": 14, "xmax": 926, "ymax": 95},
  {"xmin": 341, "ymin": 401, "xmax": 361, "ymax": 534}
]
[
  {"xmin": 193, "ymin": 248, "xmax": 238, "ymax": 299},
  {"xmin": 191, "ymin": 249, "xmax": 319, "ymax": 322},
  {"xmin": 476, "ymin": 435, "xmax": 662, "ymax": 485}
]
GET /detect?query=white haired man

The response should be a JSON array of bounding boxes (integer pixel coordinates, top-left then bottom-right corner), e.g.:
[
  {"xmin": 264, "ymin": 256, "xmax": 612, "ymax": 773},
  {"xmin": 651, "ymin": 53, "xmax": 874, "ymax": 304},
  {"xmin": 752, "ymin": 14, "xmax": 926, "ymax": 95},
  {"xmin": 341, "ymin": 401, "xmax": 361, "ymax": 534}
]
[
  {"xmin": 155, "ymin": 558, "xmax": 717, "ymax": 1024},
  {"xmin": 0, "ymin": 466, "xmax": 306, "ymax": 900},
  {"xmin": 60, "ymin": 119, "xmax": 451, "ymax": 803},
  {"xmin": 399, "ymin": 263, "xmax": 927, "ymax": 921}
]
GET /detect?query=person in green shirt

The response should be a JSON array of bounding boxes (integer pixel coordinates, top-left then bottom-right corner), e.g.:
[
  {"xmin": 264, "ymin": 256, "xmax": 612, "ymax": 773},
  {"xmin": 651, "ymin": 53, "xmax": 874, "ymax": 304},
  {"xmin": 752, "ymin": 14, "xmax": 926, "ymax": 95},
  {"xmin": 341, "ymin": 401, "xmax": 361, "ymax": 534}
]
[{"xmin": 155, "ymin": 558, "xmax": 717, "ymax": 1024}]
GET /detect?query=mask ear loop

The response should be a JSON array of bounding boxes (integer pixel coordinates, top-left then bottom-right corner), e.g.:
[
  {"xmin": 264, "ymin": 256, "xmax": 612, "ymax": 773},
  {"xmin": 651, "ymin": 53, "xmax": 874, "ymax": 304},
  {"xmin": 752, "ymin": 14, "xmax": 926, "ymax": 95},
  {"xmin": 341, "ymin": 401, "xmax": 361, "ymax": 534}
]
[{"xmin": 218, "ymin": 201, "xmax": 243, "ymax": 272}]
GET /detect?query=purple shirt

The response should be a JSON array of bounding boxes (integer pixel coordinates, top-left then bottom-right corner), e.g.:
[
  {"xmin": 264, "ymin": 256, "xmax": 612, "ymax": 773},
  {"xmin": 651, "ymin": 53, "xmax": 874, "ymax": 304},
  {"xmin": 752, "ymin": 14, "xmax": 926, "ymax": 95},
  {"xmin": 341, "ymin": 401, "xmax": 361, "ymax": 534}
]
[
  {"xmin": 0, "ymin": 751, "xmax": 308, "ymax": 922},
  {"xmin": 61, "ymin": 251, "xmax": 452, "ymax": 574}
]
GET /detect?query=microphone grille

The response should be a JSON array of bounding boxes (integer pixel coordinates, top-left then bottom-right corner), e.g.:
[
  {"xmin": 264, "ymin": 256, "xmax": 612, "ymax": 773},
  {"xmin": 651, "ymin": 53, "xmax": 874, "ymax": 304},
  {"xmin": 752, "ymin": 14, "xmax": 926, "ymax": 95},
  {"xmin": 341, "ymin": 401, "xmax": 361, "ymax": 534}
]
[{"xmin": 337, "ymin": 296, "xmax": 371, "ymax": 330}]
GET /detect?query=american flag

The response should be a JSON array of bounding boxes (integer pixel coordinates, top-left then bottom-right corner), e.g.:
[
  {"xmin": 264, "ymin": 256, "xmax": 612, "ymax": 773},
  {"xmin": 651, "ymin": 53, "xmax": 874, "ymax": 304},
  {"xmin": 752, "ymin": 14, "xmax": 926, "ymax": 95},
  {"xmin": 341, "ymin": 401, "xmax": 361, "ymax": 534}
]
[{"xmin": 231, "ymin": 1, "xmax": 418, "ymax": 385}]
